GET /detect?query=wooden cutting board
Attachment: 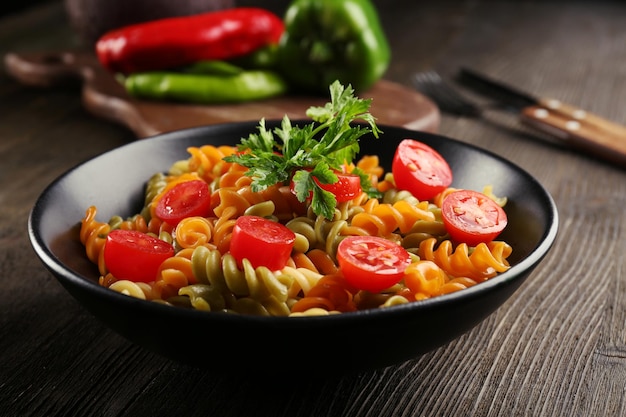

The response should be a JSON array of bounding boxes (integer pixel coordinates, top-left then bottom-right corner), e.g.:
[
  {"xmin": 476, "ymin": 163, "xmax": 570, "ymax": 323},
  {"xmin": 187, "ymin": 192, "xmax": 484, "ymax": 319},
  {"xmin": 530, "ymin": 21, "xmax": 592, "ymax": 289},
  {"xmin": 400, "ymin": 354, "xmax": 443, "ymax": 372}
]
[{"xmin": 4, "ymin": 50, "xmax": 440, "ymax": 138}]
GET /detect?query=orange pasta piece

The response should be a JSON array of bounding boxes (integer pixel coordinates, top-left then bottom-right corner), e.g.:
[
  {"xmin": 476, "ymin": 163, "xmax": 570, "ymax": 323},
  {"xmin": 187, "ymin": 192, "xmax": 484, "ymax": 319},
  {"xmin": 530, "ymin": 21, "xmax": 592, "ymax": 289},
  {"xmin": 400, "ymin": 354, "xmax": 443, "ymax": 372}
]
[
  {"xmin": 292, "ymin": 249, "xmax": 339, "ymax": 275},
  {"xmin": 290, "ymin": 296, "xmax": 335, "ymax": 313},
  {"xmin": 174, "ymin": 216, "xmax": 214, "ymax": 249},
  {"xmin": 213, "ymin": 188, "xmax": 251, "ymax": 218},
  {"xmin": 99, "ymin": 273, "xmax": 117, "ymax": 288},
  {"xmin": 187, "ymin": 145, "xmax": 238, "ymax": 183},
  {"xmin": 118, "ymin": 215, "xmax": 149, "ymax": 233},
  {"xmin": 355, "ymin": 154, "xmax": 384, "ymax": 179},
  {"xmin": 155, "ymin": 248, "xmax": 197, "ymax": 298},
  {"xmin": 291, "ymin": 273, "xmax": 356, "ymax": 313},
  {"xmin": 439, "ymin": 277, "xmax": 478, "ymax": 295},
  {"xmin": 211, "ymin": 205, "xmax": 238, "ymax": 254},
  {"xmin": 433, "ymin": 187, "xmax": 459, "ymax": 208},
  {"xmin": 404, "ymin": 260, "xmax": 448, "ymax": 298},
  {"xmin": 351, "ymin": 199, "xmax": 435, "ymax": 236},
  {"xmin": 147, "ymin": 216, "xmax": 175, "ymax": 236},
  {"xmin": 291, "ymin": 252, "xmax": 318, "ymax": 272},
  {"xmin": 418, "ymin": 238, "xmax": 511, "ymax": 281},
  {"xmin": 217, "ymin": 167, "xmax": 250, "ymax": 189},
  {"xmin": 80, "ymin": 206, "xmax": 110, "ymax": 274}
]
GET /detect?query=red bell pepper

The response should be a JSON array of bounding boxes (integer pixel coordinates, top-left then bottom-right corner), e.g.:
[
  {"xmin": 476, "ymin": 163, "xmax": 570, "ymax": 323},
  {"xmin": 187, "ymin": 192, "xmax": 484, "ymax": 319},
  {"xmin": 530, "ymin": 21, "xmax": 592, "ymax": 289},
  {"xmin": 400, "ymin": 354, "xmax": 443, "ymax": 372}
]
[{"xmin": 95, "ymin": 8, "xmax": 285, "ymax": 74}]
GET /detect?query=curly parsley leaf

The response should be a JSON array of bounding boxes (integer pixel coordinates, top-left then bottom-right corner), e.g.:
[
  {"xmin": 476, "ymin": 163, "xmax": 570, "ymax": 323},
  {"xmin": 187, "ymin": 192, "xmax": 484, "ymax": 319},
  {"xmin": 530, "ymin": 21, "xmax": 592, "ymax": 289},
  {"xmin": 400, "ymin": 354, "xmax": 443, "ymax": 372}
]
[
  {"xmin": 223, "ymin": 81, "xmax": 381, "ymax": 219},
  {"xmin": 352, "ymin": 167, "xmax": 383, "ymax": 200}
]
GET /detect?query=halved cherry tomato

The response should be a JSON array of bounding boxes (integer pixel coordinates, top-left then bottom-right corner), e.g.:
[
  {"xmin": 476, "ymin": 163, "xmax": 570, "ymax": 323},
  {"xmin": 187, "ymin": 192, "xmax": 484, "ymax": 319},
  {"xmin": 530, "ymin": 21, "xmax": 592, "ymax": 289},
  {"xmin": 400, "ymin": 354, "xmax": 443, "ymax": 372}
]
[
  {"xmin": 316, "ymin": 174, "xmax": 362, "ymax": 202},
  {"xmin": 336, "ymin": 236, "xmax": 411, "ymax": 293},
  {"xmin": 104, "ymin": 229, "xmax": 174, "ymax": 282},
  {"xmin": 229, "ymin": 215, "xmax": 296, "ymax": 270},
  {"xmin": 155, "ymin": 179, "xmax": 211, "ymax": 226},
  {"xmin": 392, "ymin": 139, "xmax": 453, "ymax": 201},
  {"xmin": 290, "ymin": 172, "xmax": 362, "ymax": 203},
  {"xmin": 441, "ymin": 189, "xmax": 508, "ymax": 246}
]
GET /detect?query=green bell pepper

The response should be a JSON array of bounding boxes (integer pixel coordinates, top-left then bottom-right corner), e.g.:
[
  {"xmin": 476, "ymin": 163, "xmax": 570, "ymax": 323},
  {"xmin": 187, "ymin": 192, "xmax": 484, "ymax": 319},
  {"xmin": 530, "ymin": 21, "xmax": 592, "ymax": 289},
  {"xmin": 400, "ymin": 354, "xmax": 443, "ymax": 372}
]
[
  {"xmin": 278, "ymin": 0, "xmax": 391, "ymax": 94},
  {"xmin": 230, "ymin": 45, "xmax": 280, "ymax": 70}
]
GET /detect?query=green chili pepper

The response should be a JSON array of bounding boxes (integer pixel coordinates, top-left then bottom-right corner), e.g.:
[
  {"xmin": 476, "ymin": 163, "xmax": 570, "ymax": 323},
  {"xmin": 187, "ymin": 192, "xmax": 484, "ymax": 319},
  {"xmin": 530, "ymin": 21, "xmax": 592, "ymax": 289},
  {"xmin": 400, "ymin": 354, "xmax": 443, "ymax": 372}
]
[
  {"xmin": 278, "ymin": 0, "xmax": 391, "ymax": 94},
  {"xmin": 182, "ymin": 60, "xmax": 244, "ymax": 76},
  {"xmin": 124, "ymin": 69, "xmax": 288, "ymax": 104}
]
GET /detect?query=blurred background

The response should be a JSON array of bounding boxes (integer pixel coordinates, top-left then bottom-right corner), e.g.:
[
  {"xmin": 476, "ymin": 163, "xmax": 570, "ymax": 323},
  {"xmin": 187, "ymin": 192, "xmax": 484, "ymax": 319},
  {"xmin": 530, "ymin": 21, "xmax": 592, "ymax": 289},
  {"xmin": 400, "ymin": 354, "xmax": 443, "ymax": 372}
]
[
  {"xmin": 0, "ymin": 0, "xmax": 51, "ymax": 16},
  {"xmin": 1, "ymin": 0, "xmax": 395, "ymax": 43},
  {"xmin": 0, "ymin": 0, "xmax": 293, "ymax": 42}
]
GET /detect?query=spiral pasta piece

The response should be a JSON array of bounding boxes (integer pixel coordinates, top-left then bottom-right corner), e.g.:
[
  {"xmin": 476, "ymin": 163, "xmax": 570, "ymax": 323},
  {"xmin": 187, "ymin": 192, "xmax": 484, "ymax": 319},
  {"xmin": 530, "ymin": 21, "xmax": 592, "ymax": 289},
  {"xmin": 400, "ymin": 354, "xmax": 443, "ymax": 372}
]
[
  {"xmin": 355, "ymin": 154, "xmax": 384, "ymax": 179},
  {"xmin": 351, "ymin": 199, "xmax": 435, "ymax": 237},
  {"xmin": 146, "ymin": 216, "xmax": 175, "ymax": 238},
  {"xmin": 215, "ymin": 161, "xmax": 250, "ymax": 190},
  {"xmin": 152, "ymin": 248, "xmax": 197, "ymax": 300},
  {"xmin": 290, "ymin": 273, "xmax": 357, "ymax": 314},
  {"xmin": 145, "ymin": 172, "xmax": 169, "ymax": 200},
  {"xmin": 376, "ymin": 172, "xmax": 396, "ymax": 194},
  {"xmin": 335, "ymin": 194, "xmax": 369, "ymax": 221},
  {"xmin": 438, "ymin": 277, "xmax": 480, "ymax": 295},
  {"xmin": 289, "ymin": 308, "xmax": 341, "ymax": 317},
  {"xmin": 178, "ymin": 284, "xmax": 227, "ymax": 312},
  {"xmin": 243, "ymin": 200, "xmax": 277, "ymax": 219},
  {"xmin": 190, "ymin": 246, "xmax": 222, "ymax": 284},
  {"xmin": 213, "ymin": 183, "xmax": 305, "ymax": 222},
  {"xmin": 186, "ymin": 247, "xmax": 298, "ymax": 315},
  {"xmin": 110, "ymin": 214, "xmax": 149, "ymax": 233},
  {"xmin": 80, "ymin": 206, "xmax": 110, "ymax": 275},
  {"xmin": 481, "ymin": 185, "xmax": 507, "ymax": 207},
  {"xmin": 288, "ymin": 214, "xmax": 350, "ymax": 260},
  {"xmin": 353, "ymin": 284, "xmax": 408, "ymax": 309},
  {"xmin": 286, "ymin": 217, "xmax": 317, "ymax": 248},
  {"xmin": 401, "ymin": 217, "xmax": 448, "ymax": 250},
  {"xmin": 174, "ymin": 216, "xmax": 215, "ymax": 250},
  {"xmin": 98, "ymin": 273, "xmax": 117, "ymax": 289},
  {"xmin": 187, "ymin": 145, "xmax": 238, "ymax": 183},
  {"xmin": 238, "ymin": 184, "xmax": 307, "ymax": 221},
  {"xmin": 433, "ymin": 187, "xmax": 459, "ymax": 208},
  {"xmin": 109, "ymin": 280, "xmax": 148, "ymax": 299},
  {"xmin": 290, "ymin": 249, "xmax": 338, "ymax": 275},
  {"xmin": 211, "ymin": 205, "xmax": 238, "ymax": 254},
  {"xmin": 418, "ymin": 238, "xmax": 511, "ymax": 281},
  {"xmin": 279, "ymin": 266, "xmax": 324, "ymax": 298},
  {"xmin": 212, "ymin": 188, "xmax": 251, "ymax": 219},
  {"xmin": 403, "ymin": 260, "xmax": 449, "ymax": 299},
  {"xmin": 381, "ymin": 188, "xmax": 420, "ymax": 206}
]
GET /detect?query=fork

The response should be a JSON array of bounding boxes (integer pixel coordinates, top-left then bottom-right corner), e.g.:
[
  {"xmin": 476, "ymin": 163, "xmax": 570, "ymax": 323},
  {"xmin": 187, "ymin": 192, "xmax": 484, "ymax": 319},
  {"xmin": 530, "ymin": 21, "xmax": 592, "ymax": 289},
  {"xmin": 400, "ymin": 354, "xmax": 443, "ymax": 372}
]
[{"xmin": 412, "ymin": 71, "xmax": 483, "ymax": 117}]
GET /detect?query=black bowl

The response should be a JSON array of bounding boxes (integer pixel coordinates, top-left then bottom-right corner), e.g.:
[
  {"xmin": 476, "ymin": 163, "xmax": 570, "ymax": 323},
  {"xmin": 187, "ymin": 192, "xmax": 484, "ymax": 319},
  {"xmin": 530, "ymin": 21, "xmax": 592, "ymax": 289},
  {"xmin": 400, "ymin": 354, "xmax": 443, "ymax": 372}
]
[{"xmin": 29, "ymin": 121, "xmax": 558, "ymax": 374}]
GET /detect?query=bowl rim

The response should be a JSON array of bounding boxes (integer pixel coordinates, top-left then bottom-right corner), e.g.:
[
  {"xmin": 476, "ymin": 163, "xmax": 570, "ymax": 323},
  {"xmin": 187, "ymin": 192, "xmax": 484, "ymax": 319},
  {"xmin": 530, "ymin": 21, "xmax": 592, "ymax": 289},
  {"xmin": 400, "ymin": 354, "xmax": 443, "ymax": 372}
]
[{"xmin": 28, "ymin": 121, "xmax": 559, "ymax": 325}]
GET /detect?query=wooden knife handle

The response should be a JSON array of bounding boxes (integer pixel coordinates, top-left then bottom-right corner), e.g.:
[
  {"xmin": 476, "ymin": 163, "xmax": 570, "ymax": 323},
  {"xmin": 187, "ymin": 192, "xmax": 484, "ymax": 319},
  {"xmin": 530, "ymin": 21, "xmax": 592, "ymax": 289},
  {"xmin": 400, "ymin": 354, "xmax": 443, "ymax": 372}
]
[{"xmin": 520, "ymin": 98, "xmax": 626, "ymax": 167}]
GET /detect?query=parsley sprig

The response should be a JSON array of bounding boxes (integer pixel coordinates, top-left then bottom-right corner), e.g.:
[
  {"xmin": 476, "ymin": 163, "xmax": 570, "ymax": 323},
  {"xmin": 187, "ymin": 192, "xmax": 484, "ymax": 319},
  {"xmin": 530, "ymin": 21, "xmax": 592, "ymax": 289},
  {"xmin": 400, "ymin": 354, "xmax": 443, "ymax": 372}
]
[{"xmin": 223, "ymin": 81, "xmax": 382, "ymax": 219}]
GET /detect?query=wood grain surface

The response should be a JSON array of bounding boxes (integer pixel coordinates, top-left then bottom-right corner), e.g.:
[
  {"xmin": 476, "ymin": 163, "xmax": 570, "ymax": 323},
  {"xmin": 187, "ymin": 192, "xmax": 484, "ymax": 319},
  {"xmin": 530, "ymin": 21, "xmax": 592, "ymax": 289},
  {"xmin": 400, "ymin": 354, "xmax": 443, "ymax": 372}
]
[{"xmin": 1, "ymin": 1, "xmax": 626, "ymax": 416}]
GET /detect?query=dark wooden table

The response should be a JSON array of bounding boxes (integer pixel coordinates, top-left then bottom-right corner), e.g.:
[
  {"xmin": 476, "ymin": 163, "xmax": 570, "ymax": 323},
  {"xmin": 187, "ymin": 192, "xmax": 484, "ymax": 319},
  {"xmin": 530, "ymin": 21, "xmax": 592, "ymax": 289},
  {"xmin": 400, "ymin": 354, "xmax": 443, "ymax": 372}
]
[{"xmin": 2, "ymin": 1, "xmax": 625, "ymax": 416}]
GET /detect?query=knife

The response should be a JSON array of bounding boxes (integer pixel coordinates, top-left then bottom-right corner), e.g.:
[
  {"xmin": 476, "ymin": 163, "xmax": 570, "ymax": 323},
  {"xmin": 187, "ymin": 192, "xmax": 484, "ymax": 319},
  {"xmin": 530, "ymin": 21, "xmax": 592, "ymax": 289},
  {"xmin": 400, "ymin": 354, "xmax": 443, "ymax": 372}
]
[{"xmin": 457, "ymin": 67, "xmax": 626, "ymax": 167}]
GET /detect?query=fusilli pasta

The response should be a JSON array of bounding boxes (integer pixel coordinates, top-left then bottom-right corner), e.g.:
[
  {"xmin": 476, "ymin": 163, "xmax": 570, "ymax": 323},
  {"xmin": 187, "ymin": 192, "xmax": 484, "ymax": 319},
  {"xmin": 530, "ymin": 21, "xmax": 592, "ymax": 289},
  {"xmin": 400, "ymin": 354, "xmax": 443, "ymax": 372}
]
[{"xmin": 79, "ymin": 142, "xmax": 512, "ymax": 316}]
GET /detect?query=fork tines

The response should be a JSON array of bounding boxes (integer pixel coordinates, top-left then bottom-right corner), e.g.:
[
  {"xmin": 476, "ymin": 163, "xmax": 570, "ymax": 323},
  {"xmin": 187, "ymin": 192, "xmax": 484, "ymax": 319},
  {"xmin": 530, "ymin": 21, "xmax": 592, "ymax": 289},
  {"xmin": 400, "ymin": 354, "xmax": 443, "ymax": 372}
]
[{"xmin": 412, "ymin": 71, "xmax": 482, "ymax": 117}]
